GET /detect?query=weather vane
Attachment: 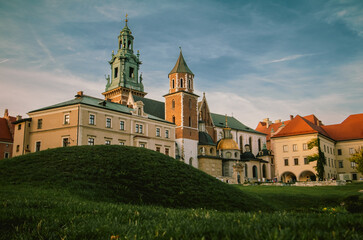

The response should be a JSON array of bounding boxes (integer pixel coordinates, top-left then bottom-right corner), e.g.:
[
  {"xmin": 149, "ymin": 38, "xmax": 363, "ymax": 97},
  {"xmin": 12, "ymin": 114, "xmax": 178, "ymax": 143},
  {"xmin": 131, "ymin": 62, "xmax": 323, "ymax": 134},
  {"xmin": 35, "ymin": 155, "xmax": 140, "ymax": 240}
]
[
  {"xmin": 179, "ymin": 46, "xmax": 182, "ymax": 52},
  {"xmin": 125, "ymin": 13, "xmax": 128, "ymax": 22}
]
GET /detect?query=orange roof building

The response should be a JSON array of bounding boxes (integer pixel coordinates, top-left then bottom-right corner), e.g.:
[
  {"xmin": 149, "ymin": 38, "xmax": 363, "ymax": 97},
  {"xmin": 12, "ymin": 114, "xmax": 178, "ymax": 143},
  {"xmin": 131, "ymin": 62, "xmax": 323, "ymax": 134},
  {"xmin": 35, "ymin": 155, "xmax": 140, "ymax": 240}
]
[{"xmin": 0, "ymin": 109, "xmax": 16, "ymax": 159}]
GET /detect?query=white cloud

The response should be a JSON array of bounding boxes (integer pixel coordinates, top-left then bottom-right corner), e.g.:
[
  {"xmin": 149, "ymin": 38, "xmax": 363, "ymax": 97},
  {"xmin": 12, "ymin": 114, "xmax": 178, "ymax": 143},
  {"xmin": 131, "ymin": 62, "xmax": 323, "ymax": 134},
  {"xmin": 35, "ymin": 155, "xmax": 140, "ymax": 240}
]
[
  {"xmin": 265, "ymin": 53, "xmax": 316, "ymax": 64},
  {"xmin": 0, "ymin": 59, "xmax": 9, "ymax": 64}
]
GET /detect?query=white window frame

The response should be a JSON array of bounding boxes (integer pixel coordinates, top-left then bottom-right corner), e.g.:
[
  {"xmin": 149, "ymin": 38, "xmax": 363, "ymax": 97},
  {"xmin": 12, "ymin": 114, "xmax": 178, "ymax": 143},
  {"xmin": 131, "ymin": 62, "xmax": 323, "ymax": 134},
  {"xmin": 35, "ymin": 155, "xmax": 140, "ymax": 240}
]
[
  {"xmin": 293, "ymin": 144, "xmax": 298, "ymax": 152},
  {"xmin": 165, "ymin": 129, "xmax": 169, "ymax": 138},
  {"xmin": 105, "ymin": 140, "xmax": 111, "ymax": 145},
  {"xmin": 156, "ymin": 128, "xmax": 161, "ymax": 137},
  {"xmin": 88, "ymin": 138, "xmax": 95, "ymax": 146},
  {"xmin": 64, "ymin": 114, "xmax": 70, "ymax": 125},
  {"xmin": 89, "ymin": 114, "xmax": 95, "ymax": 125},
  {"xmin": 106, "ymin": 117, "xmax": 112, "ymax": 128},
  {"xmin": 283, "ymin": 145, "xmax": 288, "ymax": 152},
  {"xmin": 62, "ymin": 137, "xmax": 70, "ymax": 147},
  {"xmin": 119, "ymin": 141, "xmax": 125, "ymax": 146},
  {"xmin": 120, "ymin": 120, "xmax": 125, "ymax": 130},
  {"xmin": 303, "ymin": 143, "xmax": 308, "ymax": 150}
]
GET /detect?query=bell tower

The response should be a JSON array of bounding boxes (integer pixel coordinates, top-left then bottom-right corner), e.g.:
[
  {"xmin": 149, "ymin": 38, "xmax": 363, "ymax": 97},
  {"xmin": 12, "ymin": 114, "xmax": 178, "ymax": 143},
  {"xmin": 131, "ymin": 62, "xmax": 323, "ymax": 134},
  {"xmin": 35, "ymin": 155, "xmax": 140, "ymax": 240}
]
[
  {"xmin": 164, "ymin": 49, "xmax": 199, "ymax": 167},
  {"xmin": 103, "ymin": 15, "xmax": 146, "ymax": 105}
]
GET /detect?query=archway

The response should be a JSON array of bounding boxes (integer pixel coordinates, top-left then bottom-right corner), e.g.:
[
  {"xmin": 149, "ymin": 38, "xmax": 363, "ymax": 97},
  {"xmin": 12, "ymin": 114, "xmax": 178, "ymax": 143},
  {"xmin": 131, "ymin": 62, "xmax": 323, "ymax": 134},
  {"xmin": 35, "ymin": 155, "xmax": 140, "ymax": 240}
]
[
  {"xmin": 299, "ymin": 170, "xmax": 316, "ymax": 181},
  {"xmin": 252, "ymin": 165, "xmax": 258, "ymax": 179},
  {"xmin": 281, "ymin": 171, "xmax": 297, "ymax": 183}
]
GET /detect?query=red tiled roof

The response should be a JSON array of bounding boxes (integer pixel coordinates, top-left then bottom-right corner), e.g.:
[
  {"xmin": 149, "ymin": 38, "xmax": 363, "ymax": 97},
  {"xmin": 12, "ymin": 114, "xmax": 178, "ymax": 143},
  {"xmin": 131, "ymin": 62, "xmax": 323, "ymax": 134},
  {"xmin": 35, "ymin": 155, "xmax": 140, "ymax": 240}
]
[
  {"xmin": 0, "ymin": 118, "xmax": 13, "ymax": 142},
  {"xmin": 323, "ymin": 113, "xmax": 363, "ymax": 141},
  {"xmin": 255, "ymin": 120, "xmax": 290, "ymax": 141}
]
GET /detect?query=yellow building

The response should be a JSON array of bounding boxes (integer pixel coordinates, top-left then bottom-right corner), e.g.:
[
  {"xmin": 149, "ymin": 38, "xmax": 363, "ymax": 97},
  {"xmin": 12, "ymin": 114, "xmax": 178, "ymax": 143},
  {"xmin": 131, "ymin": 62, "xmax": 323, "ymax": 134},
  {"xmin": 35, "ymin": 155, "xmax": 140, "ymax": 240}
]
[
  {"xmin": 258, "ymin": 114, "xmax": 363, "ymax": 182},
  {"xmin": 13, "ymin": 92, "xmax": 175, "ymax": 157}
]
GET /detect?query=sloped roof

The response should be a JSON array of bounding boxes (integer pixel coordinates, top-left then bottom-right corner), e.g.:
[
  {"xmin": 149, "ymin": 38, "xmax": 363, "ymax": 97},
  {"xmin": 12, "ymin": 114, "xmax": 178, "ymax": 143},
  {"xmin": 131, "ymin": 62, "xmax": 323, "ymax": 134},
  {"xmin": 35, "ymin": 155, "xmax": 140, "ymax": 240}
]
[
  {"xmin": 211, "ymin": 113, "xmax": 265, "ymax": 135},
  {"xmin": 29, "ymin": 95, "xmax": 172, "ymax": 124},
  {"xmin": 271, "ymin": 115, "xmax": 331, "ymax": 139},
  {"xmin": 133, "ymin": 95, "xmax": 165, "ymax": 120},
  {"xmin": 323, "ymin": 113, "xmax": 363, "ymax": 141},
  {"xmin": 0, "ymin": 117, "xmax": 15, "ymax": 142},
  {"xmin": 255, "ymin": 120, "xmax": 290, "ymax": 141},
  {"xmin": 199, "ymin": 131, "xmax": 216, "ymax": 146},
  {"xmin": 169, "ymin": 51, "xmax": 194, "ymax": 76}
]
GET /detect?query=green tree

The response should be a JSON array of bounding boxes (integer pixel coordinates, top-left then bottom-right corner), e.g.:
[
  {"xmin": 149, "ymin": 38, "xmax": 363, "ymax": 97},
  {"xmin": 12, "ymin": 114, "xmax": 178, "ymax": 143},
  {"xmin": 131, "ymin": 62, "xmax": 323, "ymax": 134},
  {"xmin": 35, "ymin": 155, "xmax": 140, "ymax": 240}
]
[
  {"xmin": 348, "ymin": 147, "xmax": 363, "ymax": 175},
  {"xmin": 307, "ymin": 137, "xmax": 326, "ymax": 181}
]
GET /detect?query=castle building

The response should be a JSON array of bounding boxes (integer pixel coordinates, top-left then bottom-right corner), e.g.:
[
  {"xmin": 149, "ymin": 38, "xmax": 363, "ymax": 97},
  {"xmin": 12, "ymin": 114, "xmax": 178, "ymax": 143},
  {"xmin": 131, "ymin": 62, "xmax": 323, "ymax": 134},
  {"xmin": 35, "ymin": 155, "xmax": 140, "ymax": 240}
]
[
  {"xmin": 256, "ymin": 114, "xmax": 363, "ymax": 181},
  {"xmin": 0, "ymin": 109, "xmax": 16, "ymax": 159}
]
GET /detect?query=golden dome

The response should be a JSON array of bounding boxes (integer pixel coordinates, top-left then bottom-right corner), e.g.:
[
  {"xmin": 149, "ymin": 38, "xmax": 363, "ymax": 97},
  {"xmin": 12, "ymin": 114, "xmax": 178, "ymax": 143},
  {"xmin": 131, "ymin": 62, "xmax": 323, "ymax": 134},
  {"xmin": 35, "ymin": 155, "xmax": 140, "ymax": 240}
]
[{"xmin": 217, "ymin": 138, "xmax": 239, "ymax": 150}]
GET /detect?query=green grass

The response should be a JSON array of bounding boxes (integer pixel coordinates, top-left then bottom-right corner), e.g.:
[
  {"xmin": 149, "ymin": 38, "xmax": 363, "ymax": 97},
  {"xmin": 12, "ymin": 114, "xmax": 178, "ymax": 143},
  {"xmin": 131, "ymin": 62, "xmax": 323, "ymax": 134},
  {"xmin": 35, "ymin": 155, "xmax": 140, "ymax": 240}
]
[{"xmin": 0, "ymin": 145, "xmax": 362, "ymax": 239}]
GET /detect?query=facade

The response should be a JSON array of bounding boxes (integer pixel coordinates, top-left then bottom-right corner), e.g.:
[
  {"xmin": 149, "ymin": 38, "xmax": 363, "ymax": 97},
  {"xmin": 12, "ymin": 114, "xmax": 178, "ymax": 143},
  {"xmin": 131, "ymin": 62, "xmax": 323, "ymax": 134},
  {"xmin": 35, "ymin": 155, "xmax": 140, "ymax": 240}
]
[
  {"xmin": 0, "ymin": 109, "xmax": 16, "ymax": 159},
  {"xmin": 257, "ymin": 114, "xmax": 363, "ymax": 182}
]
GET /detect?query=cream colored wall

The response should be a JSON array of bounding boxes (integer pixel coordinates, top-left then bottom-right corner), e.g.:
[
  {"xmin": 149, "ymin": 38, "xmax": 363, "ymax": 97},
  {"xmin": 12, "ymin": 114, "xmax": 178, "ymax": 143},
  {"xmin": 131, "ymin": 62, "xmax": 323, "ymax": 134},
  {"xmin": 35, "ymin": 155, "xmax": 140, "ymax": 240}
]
[
  {"xmin": 273, "ymin": 133, "xmax": 323, "ymax": 181},
  {"xmin": 12, "ymin": 121, "xmax": 31, "ymax": 157},
  {"xmin": 27, "ymin": 106, "xmax": 79, "ymax": 152},
  {"xmin": 335, "ymin": 139, "xmax": 363, "ymax": 179},
  {"xmin": 319, "ymin": 135, "xmax": 338, "ymax": 179},
  {"xmin": 78, "ymin": 105, "xmax": 176, "ymax": 157}
]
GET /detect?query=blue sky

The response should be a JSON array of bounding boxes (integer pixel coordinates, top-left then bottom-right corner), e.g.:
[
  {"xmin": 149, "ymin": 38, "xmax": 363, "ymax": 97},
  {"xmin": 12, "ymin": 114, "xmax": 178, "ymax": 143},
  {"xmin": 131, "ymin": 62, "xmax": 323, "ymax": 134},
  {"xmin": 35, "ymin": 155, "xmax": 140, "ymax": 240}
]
[{"xmin": 0, "ymin": 0, "xmax": 362, "ymax": 128}]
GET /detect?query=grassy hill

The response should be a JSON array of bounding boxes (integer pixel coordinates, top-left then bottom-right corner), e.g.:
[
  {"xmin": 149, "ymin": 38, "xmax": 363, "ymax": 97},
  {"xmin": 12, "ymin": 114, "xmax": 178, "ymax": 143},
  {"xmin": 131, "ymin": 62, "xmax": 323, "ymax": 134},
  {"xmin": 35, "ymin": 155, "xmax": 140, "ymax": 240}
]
[{"xmin": 0, "ymin": 145, "xmax": 270, "ymax": 212}]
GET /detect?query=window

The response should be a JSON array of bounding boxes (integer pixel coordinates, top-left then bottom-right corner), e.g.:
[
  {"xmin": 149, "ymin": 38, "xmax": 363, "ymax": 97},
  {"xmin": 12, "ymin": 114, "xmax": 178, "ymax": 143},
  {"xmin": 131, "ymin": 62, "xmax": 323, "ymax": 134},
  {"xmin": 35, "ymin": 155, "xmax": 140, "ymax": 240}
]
[
  {"xmin": 119, "ymin": 141, "xmax": 125, "ymax": 146},
  {"xmin": 165, "ymin": 130, "xmax": 169, "ymax": 138},
  {"xmin": 303, "ymin": 143, "xmax": 308, "ymax": 150},
  {"xmin": 284, "ymin": 158, "xmax": 289, "ymax": 166},
  {"xmin": 210, "ymin": 148, "xmax": 214, "ymax": 155},
  {"xmin": 139, "ymin": 125, "xmax": 143, "ymax": 133},
  {"xmin": 106, "ymin": 118, "xmax": 111, "ymax": 128},
  {"xmin": 304, "ymin": 157, "xmax": 309, "ymax": 165},
  {"xmin": 88, "ymin": 138, "xmax": 95, "ymax": 146},
  {"xmin": 135, "ymin": 124, "xmax": 139, "ymax": 133},
  {"xmin": 188, "ymin": 79, "xmax": 191, "ymax": 89},
  {"xmin": 283, "ymin": 145, "xmax": 288, "ymax": 152},
  {"xmin": 156, "ymin": 128, "xmax": 160, "ymax": 137},
  {"xmin": 172, "ymin": 79, "xmax": 175, "ymax": 88},
  {"xmin": 172, "ymin": 116, "xmax": 175, "ymax": 124},
  {"xmin": 200, "ymin": 147, "xmax": 205, "ymax": 155},
  {"xmin": 138, "ymin": 108, "xmax": 141, "ymax": 116},
  {"xmin": 294, "ymin": 158, "xmax": 298, "ymax": 165},
  {"xmin": 189, "ymin": 99, "xmax": 192, "ymax": 109},
  {"xmin": 4, "ymin": 152, "xmax": 9, "ymax": 159},
  {"xmin": 120, "ymin": 121, "xmax": 125, "ymax": 130},
  {"xmin": 338, "ymin": 161, "xmax": 343, "ymax": 168},
  {"xmin": 140, "ymin": 143, "xmax": 146, "ymax": 148},
  {"xmin": 35, "ymin": 141, "xmax": 41, "ymax": 152},
  {"xmin": 349, "ymin": 148, "xmax": 355, "ymax": 154},
  {"xmin": 16, "ymin": 145, "xmax": 20, "ymax": 152},
  {"xmin": 165, "ymin": 148, "xmax": 169, "ymax": 156},
  {"xmin": 188, "ymin": 116, "xmax": 191, "ymax": 127},
  {"xmin": 180, "ymin": 78, "xmax": 183, "ymax": 88},
  {"xmin": 328, "ymin": 158, "xmax": 330, "ymax": 167},
  {"xmin": 156, "ymin": 147, "xmax": 161, "ymax": 152},
  {"xmin": 293, "ymin": 144, "xmax": 298, "ymax": 152},
  {"xmin": 37, "ymin": 119, "xmax": 42, "ymax": 129},
  {"xmin": 18, "ymin": 124, "xmax": 21, "ymax": 130},
  {"xmin": 64, "ymin": 114, "xmax": 70, "ymax": 125},
  {"xmin": 234, "ymin": 152, "xmax": 238, "ymax": 158},
  {"xmin": 351, "ymin": 161, "xmax": 356, "ymax": 168},
  {"xmin": 249, "ymin": 137, "xmax": 252, "ymax": 151},
  {"xmin": 114, "ymin": 67, "xmax": 118, "ymax": 78},
  {"xmin": 129, "ymin": 67, "xmax": 134, "ymax": 78},
  {"xmin": 89, "ymin": 114, "xmax": 95, "ymax": 125},
  {"xmin": 258, "ymin": 139, "xmax": 261, "ymax": 151},
  {"xmin": 337, "ymin": 149, "xmax": 342, "ymax": 155},
  {"xmin": 324, "ymin": 145, "xmax": 326, "ymax": 152},
  {"xmin": 62, "ymin": 138, "xmax": 69, "ymax": 147},
  {"xmin": 172, "ymin": 100, "xmax": 175, "ymax": 108},
  {"xmin": 226, "ymin": 152, "xmax": 231, "ymax": 158},
  {"xmin": 128, "ymin": 40, "xmax": 131, "ymax": 49},
  {"xmin": 105, "ymin": 140, "xmax": 111, "ymax": 145}
]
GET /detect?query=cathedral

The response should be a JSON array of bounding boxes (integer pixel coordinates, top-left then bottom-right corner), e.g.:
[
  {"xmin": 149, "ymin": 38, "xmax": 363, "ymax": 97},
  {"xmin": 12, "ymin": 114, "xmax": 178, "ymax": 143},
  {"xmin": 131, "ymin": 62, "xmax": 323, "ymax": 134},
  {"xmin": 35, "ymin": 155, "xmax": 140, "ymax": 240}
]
[{"xmin": 11, "ymin": 17, "xmax": 274, "ymax": 184}]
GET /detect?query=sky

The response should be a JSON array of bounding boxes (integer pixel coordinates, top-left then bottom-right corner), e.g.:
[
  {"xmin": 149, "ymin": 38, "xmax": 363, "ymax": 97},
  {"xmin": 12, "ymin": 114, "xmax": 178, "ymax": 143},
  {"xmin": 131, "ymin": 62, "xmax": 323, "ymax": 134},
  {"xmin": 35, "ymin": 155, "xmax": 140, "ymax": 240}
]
[{"xmin": 0, "ymin": 0, "xmax": 362, "ymax": 128}]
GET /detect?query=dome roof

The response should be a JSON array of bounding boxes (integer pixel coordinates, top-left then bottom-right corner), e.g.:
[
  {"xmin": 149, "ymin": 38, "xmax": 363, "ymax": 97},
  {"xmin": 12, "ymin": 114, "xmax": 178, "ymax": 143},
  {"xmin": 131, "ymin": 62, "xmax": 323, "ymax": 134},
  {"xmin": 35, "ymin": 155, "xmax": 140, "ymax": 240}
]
[
  {"xmin": 199, "ymin": 132, "xmax": 216, "ymax": 146},
  {"xmin": 217, "ymin": 138, "xmax": 239, "ymax": 150},
  {"xmin": 241, "ymin": 151, "xmax": 256, "ymax": 160}
]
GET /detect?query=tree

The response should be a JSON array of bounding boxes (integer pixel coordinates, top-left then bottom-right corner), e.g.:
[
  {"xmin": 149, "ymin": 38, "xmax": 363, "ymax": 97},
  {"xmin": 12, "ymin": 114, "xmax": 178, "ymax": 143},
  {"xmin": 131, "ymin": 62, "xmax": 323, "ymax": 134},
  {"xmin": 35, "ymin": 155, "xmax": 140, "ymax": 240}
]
[
  {"xmin": 307, "ymin": 137, "xmax": 326, "ymax": 181},
  {"xmin": 348, "ymin": 147, "xmax": 363, "ymax": 175}
]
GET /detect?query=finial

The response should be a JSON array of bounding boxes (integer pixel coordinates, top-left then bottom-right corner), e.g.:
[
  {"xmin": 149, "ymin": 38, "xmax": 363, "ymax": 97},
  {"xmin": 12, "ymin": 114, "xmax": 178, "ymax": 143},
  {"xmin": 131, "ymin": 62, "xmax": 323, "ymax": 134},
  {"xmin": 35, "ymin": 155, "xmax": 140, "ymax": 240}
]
[
  {"xmin": 225, "ymin": 114, "xmax": 228, "ymax": 127},
  {"xmin": 125, "ymin": 13, "xmax": 128, "ymax": 23},
  {"xmin": 179, "ymin": 46, "xmax": 182, "ymax": 53},
  {"xmin": 203, "ymin": 92, "xmax": 205, "ymax": 98}
]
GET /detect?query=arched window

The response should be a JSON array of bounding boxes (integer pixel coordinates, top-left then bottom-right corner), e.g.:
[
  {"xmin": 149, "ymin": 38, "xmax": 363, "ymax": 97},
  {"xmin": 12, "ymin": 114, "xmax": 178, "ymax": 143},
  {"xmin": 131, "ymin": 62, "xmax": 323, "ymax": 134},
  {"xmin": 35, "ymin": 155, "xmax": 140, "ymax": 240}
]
[
  {"xmin": 172, "ymin": 79, "xmax": 175, "ymax": 88},
  {"xmin": 188, "ymin": 79, "xmax": 191, "ymax": 89},
  {"xmin": 252, "ymin": 165, "xmax": 257, "ymax": 178},
  {"xmin": 239, "ymin": 136, "xmax": 243, "ymax": 153},
  {"xmin": 262, "ymin": 164, "xmax": 266, "ymax": 178},
  {"xmin": 199, "ymin": 147, "xmax": 205, "ymax": 155},
  {"xmin": 172, "ymin": 116, "xmax": 175, "ymax": 123},
  {"xmin": 234, "ymin": 152, "xmax": 238, "ymax": 158},
  {"xmin": 123, "ymin": 39, "xmax": 126, "ymax": 48},
  {"xmin": 172, "ymin": 100, "xmax": 175, "ymax": 108},
  {"xmin": 128, "ymin": 40, "xmax": 131, "ymax": 49},
  {"xmin": 226, "ymin": 152, "xmax": 231, "ymax": 158},
  {"xmin": 189, "ymin": 157, "xmax": 193, "ymax": 165},
  {"xmin": 258, "ymin": 139, "xmax": 261, "ymax": 151},
  {"xmin": 210, "ymin": 148, "xmax": 214, "ymax": 155},
  {"xmin": 119, "ymin": 40, "xmax": 122, "ymax": 49},
  {"xmin": 188, "ymin": 116, "xmax": 191, "ymax": 127},
  {"xmin": 180, "ymin": 78, "xmax": 183, "ymax": 88},
  {"xmin": 249, "ymin": 137, "xmax": 252, "ymax": 152}
]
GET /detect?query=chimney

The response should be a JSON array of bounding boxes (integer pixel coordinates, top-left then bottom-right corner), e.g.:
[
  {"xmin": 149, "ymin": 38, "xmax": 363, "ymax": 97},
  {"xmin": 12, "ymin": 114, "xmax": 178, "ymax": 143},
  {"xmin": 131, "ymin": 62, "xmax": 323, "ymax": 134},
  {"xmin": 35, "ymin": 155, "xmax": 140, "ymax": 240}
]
[
  {"xmin": 4, "ymin": 109, "xmax": 9, "ymax": 118},
  {"xmin": 75, "ymin": 91, "xmax": 83, "ymax": 98},
  {"xmin": 275, "ymin": 119, "xmax": 281, "ymax": 123},
  {"xmin": 290, "ymin": 115, "xmax": 294, "ymax": 120},
  {"xmin": 263, "ymin": 118, "xmax": 272, "ymax": 128},
  {"xmin": 16, "ymin": 115, "xmax": 22, "ymax": 121}
]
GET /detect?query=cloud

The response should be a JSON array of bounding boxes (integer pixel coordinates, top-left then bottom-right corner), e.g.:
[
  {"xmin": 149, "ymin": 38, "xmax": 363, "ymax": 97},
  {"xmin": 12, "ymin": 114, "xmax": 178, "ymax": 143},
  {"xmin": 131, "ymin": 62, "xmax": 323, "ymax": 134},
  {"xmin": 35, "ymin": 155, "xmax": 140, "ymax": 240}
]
[
  {"xmin": 265, "ymin": 53, "xmax": 316, "ymax": 64},
  {"xmin": 0, "ymin": 59, "xmax": 9, "ymax": 64}
]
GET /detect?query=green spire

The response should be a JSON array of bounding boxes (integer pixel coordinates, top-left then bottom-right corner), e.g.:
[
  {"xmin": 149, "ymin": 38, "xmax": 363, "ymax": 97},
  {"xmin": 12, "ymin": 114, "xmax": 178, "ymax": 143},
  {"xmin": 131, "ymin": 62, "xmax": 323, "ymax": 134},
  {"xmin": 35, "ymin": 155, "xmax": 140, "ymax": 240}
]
[{"xmin": 169, "ymin": 48, "xmax": 194, "ymax": 76}]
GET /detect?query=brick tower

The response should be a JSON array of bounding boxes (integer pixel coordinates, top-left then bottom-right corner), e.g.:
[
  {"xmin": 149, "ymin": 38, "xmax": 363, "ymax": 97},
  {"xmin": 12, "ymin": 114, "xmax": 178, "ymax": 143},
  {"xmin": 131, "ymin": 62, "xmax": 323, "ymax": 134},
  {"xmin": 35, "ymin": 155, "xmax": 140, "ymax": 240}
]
[
  {"xmin": 103, "ymin": 15, "xmax": 146, "ymax": 104},
  {"xmin": 164, "ymin": 49, "xmax": 199, "ymax": 167}
]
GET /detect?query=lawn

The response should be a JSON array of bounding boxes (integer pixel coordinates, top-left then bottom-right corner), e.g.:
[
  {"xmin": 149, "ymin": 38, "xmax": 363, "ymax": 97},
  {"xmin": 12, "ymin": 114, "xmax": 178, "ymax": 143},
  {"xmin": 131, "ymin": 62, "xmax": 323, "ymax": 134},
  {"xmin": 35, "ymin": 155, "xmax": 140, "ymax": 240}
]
[{"xmin": 0, "ymin": 146, "xmax": 362, "ymax": 239}]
